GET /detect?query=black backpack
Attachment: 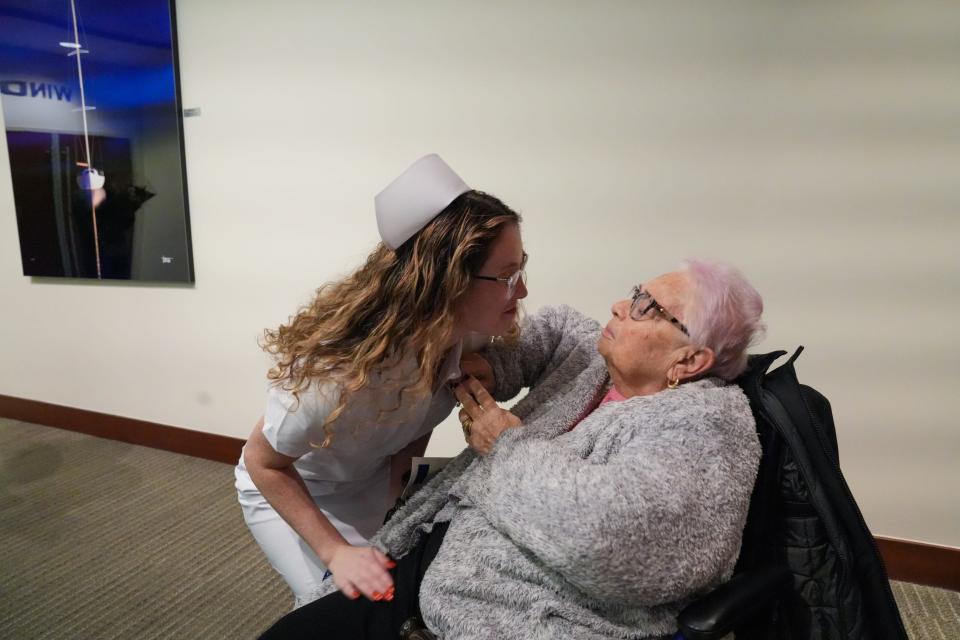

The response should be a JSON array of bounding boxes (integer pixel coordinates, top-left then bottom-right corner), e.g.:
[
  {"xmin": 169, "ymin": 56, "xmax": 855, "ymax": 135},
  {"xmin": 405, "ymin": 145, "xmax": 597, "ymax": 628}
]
[{"xmin": 732, "ymin": 348, "xmax": 908, "ymax": 640}]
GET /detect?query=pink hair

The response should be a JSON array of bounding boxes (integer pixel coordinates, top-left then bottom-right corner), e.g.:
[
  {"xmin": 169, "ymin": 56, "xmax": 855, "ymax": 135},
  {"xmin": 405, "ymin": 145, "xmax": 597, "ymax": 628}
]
[{"xmin": 681, "ymin": 259, "xmax": 766, "ymax": 381}]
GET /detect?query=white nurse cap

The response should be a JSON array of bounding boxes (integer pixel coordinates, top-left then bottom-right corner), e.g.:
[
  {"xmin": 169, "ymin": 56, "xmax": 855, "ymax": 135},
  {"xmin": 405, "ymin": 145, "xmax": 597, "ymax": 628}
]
[{"xmin": 375, "ymin": 154, "xmax": 471, "ymax": 250}]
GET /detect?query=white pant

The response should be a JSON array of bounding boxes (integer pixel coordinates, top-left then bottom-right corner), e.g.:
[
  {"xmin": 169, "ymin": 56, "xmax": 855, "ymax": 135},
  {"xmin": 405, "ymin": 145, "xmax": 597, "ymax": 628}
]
[{"xmin": 239, "ymin": 493, "xmax": 370, "ymax": 608}]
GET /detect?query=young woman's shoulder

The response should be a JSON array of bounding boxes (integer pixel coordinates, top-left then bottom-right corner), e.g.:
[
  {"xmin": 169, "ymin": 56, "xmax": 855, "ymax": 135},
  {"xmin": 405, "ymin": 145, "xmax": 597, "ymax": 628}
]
[
  {"xmin": 261, "ymin": 380, "xmax": 343, "ymax": 457},
  {"xmin": 268, "ymin": 379, "xmax": 342, "ymax": 414}
]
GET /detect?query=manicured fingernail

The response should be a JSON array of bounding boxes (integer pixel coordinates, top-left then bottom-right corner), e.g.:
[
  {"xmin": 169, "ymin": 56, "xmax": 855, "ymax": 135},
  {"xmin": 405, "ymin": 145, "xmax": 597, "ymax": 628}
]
[
  {"xmin": 351, "ymin": 591, "xmax": 360, "ymax": 599},
  {"xmin": 385, "ymin": 593, "xmax": 394, "ymax": 601},
  {"xmin": 386, "ymin": 561, "xmax": 397, "ymax": 568},
  {"xmin": 372, "ymin": 592, "xmax": 383, "ymax": 601}
]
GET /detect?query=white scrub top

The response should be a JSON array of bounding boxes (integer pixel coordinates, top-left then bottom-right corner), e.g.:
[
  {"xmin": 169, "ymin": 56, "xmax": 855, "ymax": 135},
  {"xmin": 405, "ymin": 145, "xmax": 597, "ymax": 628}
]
[{"xmin": 235, "ymin": 333, "xmax": 487, "ymax": 542}]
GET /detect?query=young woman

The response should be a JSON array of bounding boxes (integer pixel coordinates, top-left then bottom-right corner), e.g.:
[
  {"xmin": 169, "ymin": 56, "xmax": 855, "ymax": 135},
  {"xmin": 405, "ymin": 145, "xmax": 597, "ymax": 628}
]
[{"xmin": 234, "ymin": 155, "xmax": 528, "ymax": 607}]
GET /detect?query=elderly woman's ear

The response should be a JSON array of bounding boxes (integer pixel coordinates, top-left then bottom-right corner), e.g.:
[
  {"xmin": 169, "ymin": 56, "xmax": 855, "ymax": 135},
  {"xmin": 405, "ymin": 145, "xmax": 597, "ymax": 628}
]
[{"xmin": 669, "ymin": 347, "xmax": 716, "ymax": 384}]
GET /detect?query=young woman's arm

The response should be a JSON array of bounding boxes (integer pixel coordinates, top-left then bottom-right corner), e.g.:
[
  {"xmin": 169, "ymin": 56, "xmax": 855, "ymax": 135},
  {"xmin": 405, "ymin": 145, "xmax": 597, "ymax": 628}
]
[{"xmin": 244, "ymin": 417, "xmax": 396, "ymax": 601}]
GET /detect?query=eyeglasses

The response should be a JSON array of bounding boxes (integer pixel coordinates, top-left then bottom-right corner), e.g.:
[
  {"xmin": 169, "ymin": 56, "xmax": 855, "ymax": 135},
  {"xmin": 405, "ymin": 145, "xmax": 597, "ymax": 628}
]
[
  {"xmin": 629, "ymin": 285, "xmax": 689, "ymax": 337},
  {"xmin": 475, "ymin": 253, "xmax": 528, "ymax": 298}
]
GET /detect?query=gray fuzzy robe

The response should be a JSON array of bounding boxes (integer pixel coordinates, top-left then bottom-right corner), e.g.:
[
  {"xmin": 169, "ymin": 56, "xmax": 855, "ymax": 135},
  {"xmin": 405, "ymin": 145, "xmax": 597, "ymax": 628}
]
[{"xmin": 311, "ymin": 305, "xmax": 760, "ymax": 639}]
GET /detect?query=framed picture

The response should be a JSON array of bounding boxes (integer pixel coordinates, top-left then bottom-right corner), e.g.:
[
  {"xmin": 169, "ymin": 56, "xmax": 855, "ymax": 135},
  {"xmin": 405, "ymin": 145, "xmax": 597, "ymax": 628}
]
[{"xmin": 0, "ymin": 0, "xmax": 194, "ymax": 282}]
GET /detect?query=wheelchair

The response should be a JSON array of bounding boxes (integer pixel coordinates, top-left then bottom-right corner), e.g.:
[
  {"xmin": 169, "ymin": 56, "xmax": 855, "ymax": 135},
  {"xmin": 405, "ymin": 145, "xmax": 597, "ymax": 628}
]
[{"xmin": 400, "ymin": 350, "xmax": 906, "ymax": 640}]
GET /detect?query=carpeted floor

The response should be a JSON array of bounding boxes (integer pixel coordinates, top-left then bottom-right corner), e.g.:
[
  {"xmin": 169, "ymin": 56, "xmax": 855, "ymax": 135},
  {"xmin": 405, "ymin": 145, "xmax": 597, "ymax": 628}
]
[
  {"xmin": 891, "ymin": 581, "xmax": 960, "ymax": 640},
  {"xmin": 1, "ymin": 418, "xmax": 958, "ymax": 639},
  {"xmin": 0, "ymin": 419, "xmax": 289, "ymax": 639}
]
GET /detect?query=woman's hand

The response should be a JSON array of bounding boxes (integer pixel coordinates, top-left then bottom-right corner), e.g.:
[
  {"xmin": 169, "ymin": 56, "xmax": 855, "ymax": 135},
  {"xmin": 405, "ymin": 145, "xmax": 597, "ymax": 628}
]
[
  {"xmin": 452, "ymin": 376, "xmax": 521, "ymax": 456},
  {"xmin": 326, "ymin": 543, "xmax": 396, "ymax": 602},
  {"xmin": 459, "ymin": 353, "xmax": 496, "ymax": 394}
]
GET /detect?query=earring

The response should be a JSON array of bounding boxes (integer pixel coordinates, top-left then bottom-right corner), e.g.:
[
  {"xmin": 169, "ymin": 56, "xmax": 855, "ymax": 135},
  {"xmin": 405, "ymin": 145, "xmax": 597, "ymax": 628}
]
[{"xmin": 667, "ymin": 376, "xmax": 680, "ymax": 389}]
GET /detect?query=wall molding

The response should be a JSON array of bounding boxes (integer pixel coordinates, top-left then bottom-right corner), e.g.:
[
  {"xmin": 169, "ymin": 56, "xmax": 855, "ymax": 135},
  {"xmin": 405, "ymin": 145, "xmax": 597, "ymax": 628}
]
[
  {"xmin": 0, "ymin": 393, "xmax": 243, "ymax": 465},
  {"xmin": 875, "ymin": 536, "xmax": 960, "ymax": 592},
  {"xmin": 1, "ymin": 393, "xmax": 957, "ymax": 592}
]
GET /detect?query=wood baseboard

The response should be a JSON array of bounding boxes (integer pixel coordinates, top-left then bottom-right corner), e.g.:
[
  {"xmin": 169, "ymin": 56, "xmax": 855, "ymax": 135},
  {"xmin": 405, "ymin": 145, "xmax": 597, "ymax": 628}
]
[
  {"xmin": 876, "ymin": 536, "xmax": 960, "ymax": 592},
  {"xmin": 1, "ymin": 393, "xmax": 957, "ymax": 591},
  {"xmin": 0, "ymin": 393, "xmax": 244, "ymax": 465}
]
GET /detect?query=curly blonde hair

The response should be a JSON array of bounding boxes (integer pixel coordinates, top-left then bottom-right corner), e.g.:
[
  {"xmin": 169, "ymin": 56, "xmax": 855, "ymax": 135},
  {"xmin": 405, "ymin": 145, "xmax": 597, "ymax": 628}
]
[{"xmin": 261, "ymin": 191, "xmax": 522, "ymax": 448}]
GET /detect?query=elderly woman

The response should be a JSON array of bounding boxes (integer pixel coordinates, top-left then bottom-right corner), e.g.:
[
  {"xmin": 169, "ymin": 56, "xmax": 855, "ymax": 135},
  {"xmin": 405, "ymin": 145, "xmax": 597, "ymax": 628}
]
[{"xmin": 259, "ymin": 259, "xmax": 765, "ymax": 640}]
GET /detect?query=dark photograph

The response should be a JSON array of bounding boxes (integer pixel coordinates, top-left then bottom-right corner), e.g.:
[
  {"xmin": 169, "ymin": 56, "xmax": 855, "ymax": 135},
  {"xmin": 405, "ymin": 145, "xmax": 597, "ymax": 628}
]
[{"xmin": 0, "ymin": 0, "xmax": 193, "ymax": 282}]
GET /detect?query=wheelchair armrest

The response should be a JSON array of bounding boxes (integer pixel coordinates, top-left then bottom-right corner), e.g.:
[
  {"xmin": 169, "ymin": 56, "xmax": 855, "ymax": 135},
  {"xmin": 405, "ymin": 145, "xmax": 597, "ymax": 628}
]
[{"xmin": 676, "ymin": 565, "xmax": 791, "ymax": 640}]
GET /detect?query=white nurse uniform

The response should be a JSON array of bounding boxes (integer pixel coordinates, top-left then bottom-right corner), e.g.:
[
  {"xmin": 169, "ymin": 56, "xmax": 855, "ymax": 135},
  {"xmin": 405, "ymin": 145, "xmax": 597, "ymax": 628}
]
[{"xmin": 234, "ymin": 334, "xmax": 485, "ymax": 606}]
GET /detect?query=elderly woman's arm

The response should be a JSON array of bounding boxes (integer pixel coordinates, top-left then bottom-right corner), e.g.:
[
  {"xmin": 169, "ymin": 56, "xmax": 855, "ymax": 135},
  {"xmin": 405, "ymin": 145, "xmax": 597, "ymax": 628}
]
[
  {"xmin": 462, "ymin": 400, "xmax": 760, "ymax": 606},
  {"xmin": 482, "ymin": 305, "xmax": 600, "ymax": 402}
]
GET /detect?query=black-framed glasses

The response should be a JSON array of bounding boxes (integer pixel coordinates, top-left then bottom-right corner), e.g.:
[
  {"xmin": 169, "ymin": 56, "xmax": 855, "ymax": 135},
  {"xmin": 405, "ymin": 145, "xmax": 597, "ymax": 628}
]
[
  {"xmin": 629, "ymin": 285, "xmax": 690, "ymax": 337},
  {"xmin": 475, "ymin": 253, "xmax": 528, "ymax": 298}
]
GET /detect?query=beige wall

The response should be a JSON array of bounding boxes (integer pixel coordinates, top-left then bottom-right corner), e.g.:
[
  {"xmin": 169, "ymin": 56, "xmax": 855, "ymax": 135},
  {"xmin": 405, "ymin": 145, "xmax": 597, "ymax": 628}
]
[{"xmin": 1, "ymin": 2, "xmax": 957, "ymax": 546}]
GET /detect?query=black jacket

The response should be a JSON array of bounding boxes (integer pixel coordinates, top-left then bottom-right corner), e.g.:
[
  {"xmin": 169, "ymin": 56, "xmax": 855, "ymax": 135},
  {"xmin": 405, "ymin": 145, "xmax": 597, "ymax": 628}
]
[{"xmin": 733, "ymin": 349, "xmax": 908, "ymax": 640}]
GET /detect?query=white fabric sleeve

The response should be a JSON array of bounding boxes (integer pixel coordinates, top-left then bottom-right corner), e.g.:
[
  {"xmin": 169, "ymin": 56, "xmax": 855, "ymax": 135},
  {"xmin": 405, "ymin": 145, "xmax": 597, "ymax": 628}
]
[{"xmin": 260, "ymin": 382, "xmax": 341, "ymax": 458}]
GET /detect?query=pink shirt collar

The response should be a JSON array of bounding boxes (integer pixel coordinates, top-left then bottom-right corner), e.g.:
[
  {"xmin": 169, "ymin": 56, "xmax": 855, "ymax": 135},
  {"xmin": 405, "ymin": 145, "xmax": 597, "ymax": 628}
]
[{"xmin": 599, "ymin": 385, "xmax": 628, "ymax": 405}]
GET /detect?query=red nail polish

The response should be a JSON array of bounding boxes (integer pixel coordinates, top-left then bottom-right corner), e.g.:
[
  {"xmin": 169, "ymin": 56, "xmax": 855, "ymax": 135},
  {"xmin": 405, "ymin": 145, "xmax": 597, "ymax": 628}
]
[
  {"xmin": 373, "ymin": 592, "xmax": 383, "ymax": 601},
  {"xmin": 385, "ymin": 593, "xmax": 394, "ymax": 602}
]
